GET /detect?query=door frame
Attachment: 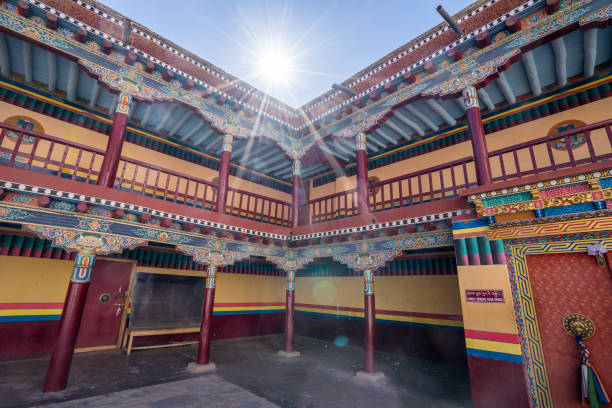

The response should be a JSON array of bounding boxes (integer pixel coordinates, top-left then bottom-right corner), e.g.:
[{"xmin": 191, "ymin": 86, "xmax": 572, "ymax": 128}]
[{"xmin": 74, "ymin": 257, "xmax": 137, "ymax": 353}]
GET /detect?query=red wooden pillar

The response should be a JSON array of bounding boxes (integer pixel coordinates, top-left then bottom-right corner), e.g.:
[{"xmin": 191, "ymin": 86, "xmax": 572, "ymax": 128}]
[
  {"xmin": 355, "ymin": 133, "xmax": 370, "ymax": 216},
  {"xmin": 292, "ymin": 160, "xmax": 300, "ymax": 228},
  {"xmin": 43, "ymin": 251, "xmax": 96, "ymax": 393},
  {"xmin": 97, "ymin": 92, "xmax": 132, "ymax": 188},
  {"xmin": 216, "ymin": 135, "xmax": 233, "ymax": 213},
  {"xmin": 279, "ymin": 270, "xmax": 300, "ymax": 357},
  {"xmin": 356, "ymin": 269, "xmax": 384, "ymax": 379},
  {"xmin": 189, "ymin": 265, "xmax": 217, "ymax": 372},
  {"xmin": 463, "ymin": 86, "xmax": 492, "ymax": 186}
]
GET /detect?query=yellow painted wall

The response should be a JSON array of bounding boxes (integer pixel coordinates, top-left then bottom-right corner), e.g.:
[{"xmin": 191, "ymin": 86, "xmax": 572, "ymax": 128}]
[
  {"xmin": 309, "ymin": 98, "xmax": 612, "ymax": 202},
  {"xmin": 295, "ymin": 275, "xmax": 462, "ymax": 315},
  {"xmin": 0, "ymin": 102, "xmax": 291, "ymax": 204},
  {"xmin": 0, "ymin": 256, "xmax": 72, "ymax": 303},
  {"xmin": 215, "ymin": 273, "xmax": 285, "ymax": 304},
  {"xmin": 456, "ymin": 264, "xmax": 517, "ymax": 335}
]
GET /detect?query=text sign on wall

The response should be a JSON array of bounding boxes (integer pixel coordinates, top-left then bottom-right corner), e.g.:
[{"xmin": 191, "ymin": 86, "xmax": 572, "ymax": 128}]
[{"xmin": 465, "ymin": 289, "xmax": 504, "ymax": 303}]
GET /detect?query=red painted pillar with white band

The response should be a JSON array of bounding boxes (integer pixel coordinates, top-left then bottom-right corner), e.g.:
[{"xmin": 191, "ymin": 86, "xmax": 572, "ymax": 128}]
[
  {"xmin": 279, "ymin": 270, "xmax": 300, "ymax": 357},
  {"xmin": 463, "ymin": 86, "xmax": 492, "ymax": 186},
  {"xmin": 216, "ymin": 135, "xmax": 233, "ymax": 213},
  {"xmin": 98, "ymin": 92, "xmax": 132, "ymax": 188},
  {"xmin": 189, "ymin": 265, "xmax": 217, "ymax": 372},
  {"xmin": 292, "ymin": 160, "xmax": 300, "ymax": 228},
  {"xmin": 355, "ymin": 133, "xmax": 370, "ymax": 216},
  {"xmin": 43, "ymin": 251, "xmax": 96, "ymax": 393},
  {"xmin": 362, "ymin": 269, "xmax": 376, "ymax": 374}
]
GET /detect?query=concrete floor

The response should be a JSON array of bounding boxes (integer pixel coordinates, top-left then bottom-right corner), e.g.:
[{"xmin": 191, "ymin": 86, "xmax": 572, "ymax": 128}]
[{"xmin": 0, "ymin": 334, "xmax": 472, "ymax": 408}]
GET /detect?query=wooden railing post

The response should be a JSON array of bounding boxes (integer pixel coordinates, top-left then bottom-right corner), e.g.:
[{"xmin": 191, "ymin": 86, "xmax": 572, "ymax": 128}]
[
  {"xmin": 216, "ymin": 134, "xmax": 233, "ymax": 213},
  {"xmin": 463, "ymin": 87, "xmax": 492, "ymax": 186},
  {"xmin": 98, "ymin": 92, "xmax": 132, "ymax": 188}
]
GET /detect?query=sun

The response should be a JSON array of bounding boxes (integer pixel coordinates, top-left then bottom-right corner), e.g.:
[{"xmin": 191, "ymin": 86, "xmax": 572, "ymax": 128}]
[{"xmin": 256, "ymin": 49, "xmax": 294, "ymax": 85}]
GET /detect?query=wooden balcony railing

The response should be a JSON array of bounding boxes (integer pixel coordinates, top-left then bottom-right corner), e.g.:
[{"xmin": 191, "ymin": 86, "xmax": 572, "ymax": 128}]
[
  {"xmin": 3, "ymin": 119, "xmax": 611, "ymax": 227},
  {"xmin": 488, "ymin": 119, "xmax": 612, "ymax": 181},
  {"xmin": 308, "ymin": 119, "xmax": 612, "ymax": 223},
  {"xmin": 115, "ymin": 158, "xmax": 218, "ymax": 211},
  {"xmin": 308, "ymin": 158, "xmax": 476, "ymax": 223},
  {"xmin": 0, "ymin": 122, "xmax": 105, "ymax": 183},
  {"xmin": 226, "ymin": 187, "xmax": 292, "ymax": 226}
]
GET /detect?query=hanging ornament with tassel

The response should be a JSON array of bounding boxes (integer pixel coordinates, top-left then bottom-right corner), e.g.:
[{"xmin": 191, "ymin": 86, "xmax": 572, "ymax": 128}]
[{"xmin": 563, "ymin": 314, "xmax": 610, "ymax": 408}]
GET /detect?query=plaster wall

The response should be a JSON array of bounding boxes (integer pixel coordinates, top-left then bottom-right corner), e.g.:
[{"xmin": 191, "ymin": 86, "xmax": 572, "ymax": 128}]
[{"xmin": 0, "ymin": 255, "xmax": 285, "ymax": 361}]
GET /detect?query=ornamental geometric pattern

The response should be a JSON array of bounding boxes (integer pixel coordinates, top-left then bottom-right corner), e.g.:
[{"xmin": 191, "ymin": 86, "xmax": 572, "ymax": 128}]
[
  {"xmin": 175, "ymin": 245, "xmax": 250, "ymax": 267},
  {"xmin": 488, "ymin": 215, "xmax": 612, "ymax": 240},
  {"xmin": 333, "ymin": 250, "xmax": 401, "ymax": 272},
  {"xmin": 504, "ymin": 234, "xmax": 612, "ymax": 408},
  {"xmin": 266, "ymin": 256, "xmax": 313, "ymax": 273},
  {"xmin": 22, "ymin": 225, "xmax": 146, "ymax": 255}
]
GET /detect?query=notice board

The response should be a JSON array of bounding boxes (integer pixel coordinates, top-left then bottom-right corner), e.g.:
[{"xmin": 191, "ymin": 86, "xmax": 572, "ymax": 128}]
[{"xmin": 129, "ymin": 272, "xmax": 205, "ymax": 330}]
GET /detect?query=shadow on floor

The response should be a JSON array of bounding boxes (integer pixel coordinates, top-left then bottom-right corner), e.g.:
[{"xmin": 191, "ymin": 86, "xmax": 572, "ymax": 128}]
[{"xmin": 0, "ymin": 334, "xmax": 472, "ymax": 408}]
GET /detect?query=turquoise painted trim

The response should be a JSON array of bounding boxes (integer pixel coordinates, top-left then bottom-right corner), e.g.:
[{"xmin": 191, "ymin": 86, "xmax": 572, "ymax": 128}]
[
  {"xmin": 466, "ymin": 348, "xmax": 523, "ymax": 363},
  {"xmin": 295, "ymin": 311, "xmax": 463, "ymax": 330},
  {"xmin": 452, "ymin": 218, "xmax": 489, "ymax": 230},
  {"xmin": 0, "ymin": 315, "xmax": 61, "ymax": 322}
]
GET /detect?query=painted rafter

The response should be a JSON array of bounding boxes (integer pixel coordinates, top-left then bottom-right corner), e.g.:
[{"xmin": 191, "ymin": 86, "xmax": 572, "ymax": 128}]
[
  {"xmin": 403, "ymin": 105, "xmax": 439, "ymax": 132},
  {"xmin": 47, "ymin": 51, "xmax": 56, "ymax": 93},
  {"xmin": 0, "ymin": 32, "xmax": 9, "ymax": 76},
  {"xmin": 21, "ymin": 40, "xmax": 32, "ymax": 83}
]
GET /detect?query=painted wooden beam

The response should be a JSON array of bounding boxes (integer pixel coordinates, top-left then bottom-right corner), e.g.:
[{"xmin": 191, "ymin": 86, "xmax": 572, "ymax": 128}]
[
  {"xmin": 47, "ymin": 52, "xmax": 56, "ymax": 92},
  {"xmin": 66, "ymin": 61, "xmax": 79, "ymax": 102},
  {"xmin": 366, "ymin": 134, "xmax": 387, "ymax": 150},
  {"xmin": 231, "ymin": 140, "xmax": 251, "ymax": 157},
  {"xmin": 425, "ymin": 99, "xmax": 456, "ymax": 126},
  {"xmin": 300, "ymin": 164, "xmax": 326, "ymax": 178},
  {"xmin": 128, "ymin": 101, "xmax": 137, "ymax": 119},
  {"xmin": 155, "ymin": 104, "xmax": 177, "ymax": 132},
  {"xmin": 0, "ymin": 32, "xmax": 10, "ymax": 76},
  {"xmin": 318, "ymin": 142, "xmax": 349, "ymax": 161},
  {"xmin": 193, "ymin": 128, "xmax": 215, "ymax": 146},
  {"xmin": 88, "ymin": 82, "xmax": 100, "ymax": 108},
  {"xmin": 107, "ymin": 94, "xmax": 117, "ymax": 115},
  {"xmin": 583, "ymin": 29, "xmax": 598, "ymax": 77},
  {"xmin": 390, "ymin": 115, "xmax": 423, "ymax": 138},
  {"xmin": 141, "ymin": 103, "xmax": 154, "ymax": 127},
  {"xmin": 374, "ymin": 128, "xmax": 398, "ymax": 144},
  {"xmin": 496, "ymin": 72, "xmax": 516, "ymax": 104},
  {"xmin": 551, "ymin": 37, "xmax": 567, "ymax": 86},
  {"xmin": 522, "ymin": 51, "xmax": 542, "ymax": 96},
  {"xmin": 251, "ymin": 148, "xmax": 281, "ymax": 168},
  {"xmin": 22, "ymin": 41, "xmax": 32, "ymax": 83},
  {"xmin": 402, "ymin": 106, "xmax": 439, "ymax": 131},
  {"xmin": 169, "ymin": 110, "xmax": 194, "ymax": 137},
  {"xmin": 267, "ymin": 160, "xmax": 292, "ymax": 174},
  {"xmin": 477, "ymin": 88, "xmax": 495, "ymax": 111},
  {"xmin": 454, "ymin": 97, "xmax": 466, "ymax": 112},
  {"xmin": 180, "ymin": 121, "xmax": 204, "ymax": 141},
  {"xmin": 333, "ymin": 139, "xmax": 355, "ymax": 156}
]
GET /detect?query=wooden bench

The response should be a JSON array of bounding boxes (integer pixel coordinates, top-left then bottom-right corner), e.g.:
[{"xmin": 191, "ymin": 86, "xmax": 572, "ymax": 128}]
[{"xmin": 121, "ymin": 327, "xmax": 200, "ymax": 355}]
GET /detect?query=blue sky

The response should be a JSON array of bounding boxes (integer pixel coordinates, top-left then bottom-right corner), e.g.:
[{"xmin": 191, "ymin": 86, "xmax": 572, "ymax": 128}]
[{"xmin": 102, "ymin": 0, "xmax": 471, "ymax": 108}]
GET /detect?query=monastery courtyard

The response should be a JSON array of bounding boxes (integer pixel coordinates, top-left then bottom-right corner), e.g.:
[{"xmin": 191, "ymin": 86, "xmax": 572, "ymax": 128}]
[{"xmin": 0, "ymin": 335, "xmax": 471, "ymax": 407}]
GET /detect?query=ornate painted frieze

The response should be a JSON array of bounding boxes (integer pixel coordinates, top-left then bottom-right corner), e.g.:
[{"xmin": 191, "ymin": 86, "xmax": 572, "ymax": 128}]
[
  {"xmin": 175, "ymin": 245, "xmax": 250, "ymax": 267},
  {"xmin": 22, "ymin": 225, "xmax": 146, "ymax": 255},
  {"xmin": 488, "ymin": 212, "xmax": 612, "ymax": 240},
  {"xmin": 333, "ymin": 250, "xmax": 402, "ymax": 272},
  {"xmin": 266, "ymin": 256, "xmax": 313, "ymax": 273}
]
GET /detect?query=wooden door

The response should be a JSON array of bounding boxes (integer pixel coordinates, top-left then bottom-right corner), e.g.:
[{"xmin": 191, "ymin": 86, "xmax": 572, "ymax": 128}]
[{"xmin": 75, "ymin": 259, "xmax": 134, "ymax": 350}]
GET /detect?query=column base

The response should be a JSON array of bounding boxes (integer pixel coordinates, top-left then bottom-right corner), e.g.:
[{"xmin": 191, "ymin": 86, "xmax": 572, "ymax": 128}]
[
  {"xmin": 186, "ymin": 362, "xmax": 216, "ymax": 373},
  {"xmin": 278, "ymin": 350, "xmax": 301, "ymax": 358},
  {"xmin": 355, "ymin": 371, "xmax": 385, "ymax": 381}
]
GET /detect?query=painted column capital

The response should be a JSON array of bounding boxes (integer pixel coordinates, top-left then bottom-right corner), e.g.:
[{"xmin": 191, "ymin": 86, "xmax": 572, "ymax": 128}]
[
  {"xmin": 286, "ymin": 271, "xmax": 296, "ymax": 291},
  {"xmin": 222, "ymin": 134, "xmax": 233, "ymax": 152},
  {"xmin": 462, "ymin": 86, "xmax": 479, "ymax": 110},
  {"xmin": 205, "ymin": 265, "xmax": 217, "ymax": 289},
  {"xmin": 115, "ymin": 92, "xmax": 132, "ymax": 115},
  {"xmin": 71, "ymin": 251, "xmax": 96, "ymax": 283},
  {"xmin": 363, "ymin": 269, "xmax": 375, "ymax": 295},
  {"xmin": 355, "ymin": 133, "xmax": 367, "ymax": 151},
  {"xmin": 292, "ymin": 160, "xmax": 301, "ymax": 176}
]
